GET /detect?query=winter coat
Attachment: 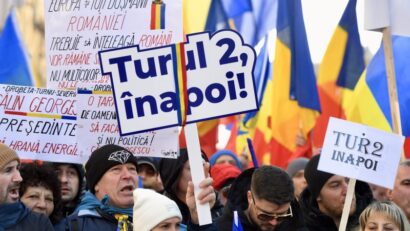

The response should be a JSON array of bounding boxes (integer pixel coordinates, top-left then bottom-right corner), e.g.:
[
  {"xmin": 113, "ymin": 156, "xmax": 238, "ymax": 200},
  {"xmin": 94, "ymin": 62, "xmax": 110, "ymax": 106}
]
[
  {"xmin": 0, "ymin": 202, "xmax": 53, "ymax": 231},
  {"xmin": 54, "ymin": 208, "xmax": 130, "ymax": 231},
  {"xmin": 216, "ymin": 168, "xmax": 308, "ymax": 231},
  {"xmin": 299, "ymin": 180, "xmax": 374, "ymax": 231}
]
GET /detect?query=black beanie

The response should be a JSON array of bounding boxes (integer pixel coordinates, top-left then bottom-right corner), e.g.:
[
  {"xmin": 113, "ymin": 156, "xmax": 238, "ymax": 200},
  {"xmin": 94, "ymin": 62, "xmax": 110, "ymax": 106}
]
[
  {"xmin": 304, "ymin": 154, "xmax": 334, "ymax": 199},
  {"xmin": 85, "ymin": 144, "xmax": 138, "ymax": 193}
]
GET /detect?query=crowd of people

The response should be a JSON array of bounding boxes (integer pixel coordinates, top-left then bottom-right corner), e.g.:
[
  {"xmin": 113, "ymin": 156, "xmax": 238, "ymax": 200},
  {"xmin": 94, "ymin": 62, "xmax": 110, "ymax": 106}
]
[{"xmin": 0, "ymin": 142, "xmax": 409, "ymax": 231}]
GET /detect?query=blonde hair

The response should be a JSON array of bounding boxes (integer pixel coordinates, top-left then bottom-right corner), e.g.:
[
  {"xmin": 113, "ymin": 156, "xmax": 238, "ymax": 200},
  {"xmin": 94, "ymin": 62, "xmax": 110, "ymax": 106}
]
[{"xmin": 359, "ymin": 201, "xmax": 410, "ymax": 231}]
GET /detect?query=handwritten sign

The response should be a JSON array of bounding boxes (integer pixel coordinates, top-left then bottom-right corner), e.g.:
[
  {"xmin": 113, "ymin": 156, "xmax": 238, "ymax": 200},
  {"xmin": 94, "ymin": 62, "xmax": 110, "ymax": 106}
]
[
  {"xmin": 318, "ymin": 117, "xmax": 404, "ymax": 189},
  {"xmin": 0, "ymin": 84, "xmax": 81, "ymax": 163},
  {"xmin": 44, "ymin": 0, "xmax": 182, "ymax": 89},
  {"xmin": 76, "ymin": 84, "xmax": 178, "ymax": 158},
  {"xmin": 99, "ymin": 30, "xmax": 258, "ymax": 135}
]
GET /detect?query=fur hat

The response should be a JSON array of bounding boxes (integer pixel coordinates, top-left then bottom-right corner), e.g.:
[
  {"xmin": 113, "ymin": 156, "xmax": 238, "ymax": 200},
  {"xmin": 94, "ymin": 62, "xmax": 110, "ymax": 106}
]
[
  {"xmin": 133, "ymin": 188, "xmax": 182, "ymax": 231},
  {"xmin": 304, "ymin": 155, "xmax": 334, "ymax": 199},
  {"xmin": 0, "ymin": 143, "xmax": 19, "ymax": 170},
  {"xmin": 85, "ymin": 144, "xmax": 138, "ymax": 193}
]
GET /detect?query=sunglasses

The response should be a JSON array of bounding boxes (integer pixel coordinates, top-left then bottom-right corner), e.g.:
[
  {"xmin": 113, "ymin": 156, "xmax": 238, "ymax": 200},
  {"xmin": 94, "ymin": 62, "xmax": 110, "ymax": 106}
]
[{"xmin": 251, "ymin": 192, "xmax": 293, "ymax": 222}]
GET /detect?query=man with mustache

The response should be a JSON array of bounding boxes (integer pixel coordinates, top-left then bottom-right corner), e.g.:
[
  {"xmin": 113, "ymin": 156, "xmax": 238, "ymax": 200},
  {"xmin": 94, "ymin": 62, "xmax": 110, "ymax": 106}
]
[{"xmin": 0, "ymin": 143, "xmax": 54, "ymax": 230}]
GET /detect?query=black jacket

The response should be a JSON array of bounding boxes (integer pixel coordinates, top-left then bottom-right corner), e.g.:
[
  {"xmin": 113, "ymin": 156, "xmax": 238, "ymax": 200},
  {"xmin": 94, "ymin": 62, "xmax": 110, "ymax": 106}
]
[
  {"xmin": 216, "ymin": 168, "xmax": 308, "ymax": 231},
  {"xmin": 299, "ymin": 180, "xmax": 374, "ymax": 231},
  {"xmin": 159, "ymin": 148, "xmax": 224, "ymax": 225}
]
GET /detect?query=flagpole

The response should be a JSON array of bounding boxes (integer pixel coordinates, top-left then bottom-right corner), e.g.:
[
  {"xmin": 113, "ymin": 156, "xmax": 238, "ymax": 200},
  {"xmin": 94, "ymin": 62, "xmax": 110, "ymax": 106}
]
[{"xmin": 382, "ymin": 27, "xmax": 405, "ymax": 160}]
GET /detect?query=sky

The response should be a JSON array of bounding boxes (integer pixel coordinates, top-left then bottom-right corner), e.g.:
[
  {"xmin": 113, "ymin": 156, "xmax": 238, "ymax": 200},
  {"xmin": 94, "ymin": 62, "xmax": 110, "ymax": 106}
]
[{"xmin": 302, "ymin": 0, "xmax": 382, "ymax": 63}]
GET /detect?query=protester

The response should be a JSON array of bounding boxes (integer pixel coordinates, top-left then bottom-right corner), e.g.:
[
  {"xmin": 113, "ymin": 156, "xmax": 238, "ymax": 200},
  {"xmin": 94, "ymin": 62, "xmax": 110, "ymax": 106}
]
[
  {"xmin": 54, "ymin": 144, "xmax": 139, "ymax": 231},
  {"xmin": 210, "ymin": 163, "xmax": 241, "ymax": 206},
  {"xmin": 159, "ymin": 148, "xmax": 223, "ymax": 225},
  {"xmin": 286, "ymin": 157, "xmax": 309, "ymax": 201},
  {"xmin": 369, "ymin": 183, "xmax": 389, "ymax": 201},
  {"xmin": 19, "ymin": 162, "xmax": 62, "ymax": 224},
  {"xmin": 136, "ymin": 156, "xmax": 163, "ymax": 193},
  {"xmin": 52, "ymin": 162, "xmax": 85, "ymax": 217},
  {"xmin": 0, "ymin": 143, "xmax": 54, "ymax": 230},
  {"xmin": 359, "ymin": 201, "xmax": 410, "ymax": 231},
  {"xmin": 300, "ymin": 154, "xmax": 373, "ymax": 231},
  {"xmin": 216, "ymin": 165, "xmax": 307, "ymax": 230},
  {"xmin": 56, "ymin": 144, "xmax": 216, "ymax": 231},
  {"xmin": 387, "ymin": 160, "xmax": 410, "ymax": 222},
  {"xmin": 133, "ymin": 188, "xmax": 214, "ymax": 231},
  {"xmin": 209, "ymin": 149, "xmax": 243, "ymax": 170}
]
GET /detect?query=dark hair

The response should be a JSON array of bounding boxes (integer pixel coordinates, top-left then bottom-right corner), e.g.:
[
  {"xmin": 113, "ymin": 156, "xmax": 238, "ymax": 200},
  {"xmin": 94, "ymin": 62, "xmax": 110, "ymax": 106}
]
[
  {"xmin": 251, "ymin": 166, "xmax": 294, "ymax": 205},
  {"xmin": 19, "ymin": 162, "xmax": 63, "ymax": 224}
]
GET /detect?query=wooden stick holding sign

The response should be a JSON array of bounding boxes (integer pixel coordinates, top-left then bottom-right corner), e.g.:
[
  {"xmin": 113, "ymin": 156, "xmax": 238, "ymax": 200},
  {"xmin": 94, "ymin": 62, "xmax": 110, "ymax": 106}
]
[
  {"xmin": 184, "ymin": 123, "xmax": 212, "ymax": 225},
  {"xmin": 338, "ymin": 178, "xmax": 356, "ymax": 231},
  {"xmin": 381, "ymin": 27, "xmax": 405, "ymax": 161}
]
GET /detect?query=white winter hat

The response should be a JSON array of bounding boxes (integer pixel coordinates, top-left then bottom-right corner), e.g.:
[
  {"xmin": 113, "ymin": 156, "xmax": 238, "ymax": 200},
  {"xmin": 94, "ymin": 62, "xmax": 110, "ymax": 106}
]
[{"xmin": 133, "ymin": 188, "xmax": 182, "ymax": 231}]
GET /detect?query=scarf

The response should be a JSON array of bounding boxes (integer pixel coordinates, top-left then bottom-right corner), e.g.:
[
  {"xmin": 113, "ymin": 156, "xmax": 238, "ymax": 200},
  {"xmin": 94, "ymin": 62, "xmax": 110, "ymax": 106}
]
[
  {"xmin": 76, "ymin": 191, "xmax": 133, "ymax": 217},
  {"xmin": 0, "ymin": 202, "xmax": 29, "ymax": 231}
]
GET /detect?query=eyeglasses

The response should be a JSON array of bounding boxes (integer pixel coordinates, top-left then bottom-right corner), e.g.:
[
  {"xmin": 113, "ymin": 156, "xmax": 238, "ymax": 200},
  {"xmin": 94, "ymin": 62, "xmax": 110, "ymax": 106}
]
[{"xmin": 251, "ymin": 192, "xmax": 293, "ymax": 222}]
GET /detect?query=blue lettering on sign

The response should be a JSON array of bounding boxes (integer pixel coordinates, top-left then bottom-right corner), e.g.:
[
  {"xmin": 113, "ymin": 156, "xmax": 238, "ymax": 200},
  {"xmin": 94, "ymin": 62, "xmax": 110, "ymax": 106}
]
[
  {"xmin": 108, "ymin": 41, "xmax": 208, "ymax": 82},
  {"xmin": 120, "ymin": 70, "xmax": 248, "ymax": 118}
]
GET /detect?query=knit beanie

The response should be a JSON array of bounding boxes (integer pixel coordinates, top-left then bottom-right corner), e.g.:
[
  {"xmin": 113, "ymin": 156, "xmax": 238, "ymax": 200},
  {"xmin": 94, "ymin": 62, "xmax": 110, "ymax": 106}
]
[
  {"xmin": 85, "ymin": 144, "xmax": 138, "ymax": 193},
  {"xmin": 133, "ymin": 188, "xmax": 182, "ymax": 231},
  {"xmin": 209, "ymin": 149, "xmax": 243, "ymax": 170},
  {"xmin": 210, "ymin": 163, "xmax": 241, "ymax": 191},
  {"xmin": 0, "ymin": 143, "xmax": 19, "ymax": 170},
  {"xmin": 287, "ymin": 157, "xmax": 309, "ymax": 177},
  {"xmin": 304, "ymin": 154, "xmax": 334, "ymax": 199}
]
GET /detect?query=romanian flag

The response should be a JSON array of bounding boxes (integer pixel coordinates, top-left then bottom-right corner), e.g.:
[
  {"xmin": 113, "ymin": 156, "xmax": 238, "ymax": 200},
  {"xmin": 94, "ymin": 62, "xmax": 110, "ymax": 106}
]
[
  {"xmin": 183, "ymin": 0, "xmax": 211, "ymax": 34},
  {"xmin": 171, "ymin": 43, "xmax": 188, "ymax": 126},
  {"xmin": 150, "ymin": 1, "xmax": 166, "ymax": 30},
  {"xmin": 346, "ymin": 36, "xmax": 410, "ymax": 158},
  {"xmin": 0, "ymin": 10, "xmax": 34, "ymax": 86},
  {"xmin": 313, "ymin": 0, "xmax": 365, "ymax": 149},
  {"xmin": 257, "ymin": 0, "xmax": 320, "ymax": 168}
]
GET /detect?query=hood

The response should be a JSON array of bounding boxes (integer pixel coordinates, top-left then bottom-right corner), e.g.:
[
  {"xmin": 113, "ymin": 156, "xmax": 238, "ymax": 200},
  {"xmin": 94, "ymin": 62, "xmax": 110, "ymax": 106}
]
[{"xmin": 159, "ymin": 148, "xmax": 208, "ymax": 194}]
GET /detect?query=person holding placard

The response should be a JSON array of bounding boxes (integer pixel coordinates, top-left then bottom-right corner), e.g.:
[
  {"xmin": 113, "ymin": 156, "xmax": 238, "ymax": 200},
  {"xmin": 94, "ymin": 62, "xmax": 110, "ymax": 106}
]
[
  {"xmin": 159, "ymin": 148, "xmax": 224, "ymax": 226},
  {"xmin": 359, "ymin": 201, "xmax": 410, "ymax": 231},
  {"xmin": 300, "ymin": 155, "xmax": 374, "ymax": 231},
  {"xmin": 0, "ymin": 143, "xmax": 54, "ymax": 231},
  {"xmin": 387, "ymin": 160, "xmax": 410, "ymax": 222},
  {"xmin": 216, "ymin": 166, "xmax": 307, "ymax": 231}
]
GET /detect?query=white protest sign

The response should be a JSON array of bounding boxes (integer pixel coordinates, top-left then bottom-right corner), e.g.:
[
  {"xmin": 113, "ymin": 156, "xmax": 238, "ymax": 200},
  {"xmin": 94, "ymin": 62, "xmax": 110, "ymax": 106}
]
[
  {"xmin": 44, "ymin": 0, "xmax": 182, "ymax": 89},
  {"xmin": 76, "ymin": 84, "xmax": 178, "ymax": 158},
  {"xmin": 0, "ymin": 84, "xmax": 81, "ymax": 163},
  {"xmin": 99, "ymin": 30, "xmax": 258, "ymax": 135},
  {"xmin": 318, "ymin": 117, "xmax": 404, "ymax": 189}
]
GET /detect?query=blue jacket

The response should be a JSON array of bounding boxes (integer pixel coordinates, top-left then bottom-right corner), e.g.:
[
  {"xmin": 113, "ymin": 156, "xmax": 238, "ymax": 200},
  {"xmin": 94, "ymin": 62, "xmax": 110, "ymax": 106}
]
[
  {"xmin": 54, "ymin": 208, "xmax": 216, "ymax": 231},
  {"xmin": 54, "ymin": 208, "xmax": 127, "ymax": 231}
]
